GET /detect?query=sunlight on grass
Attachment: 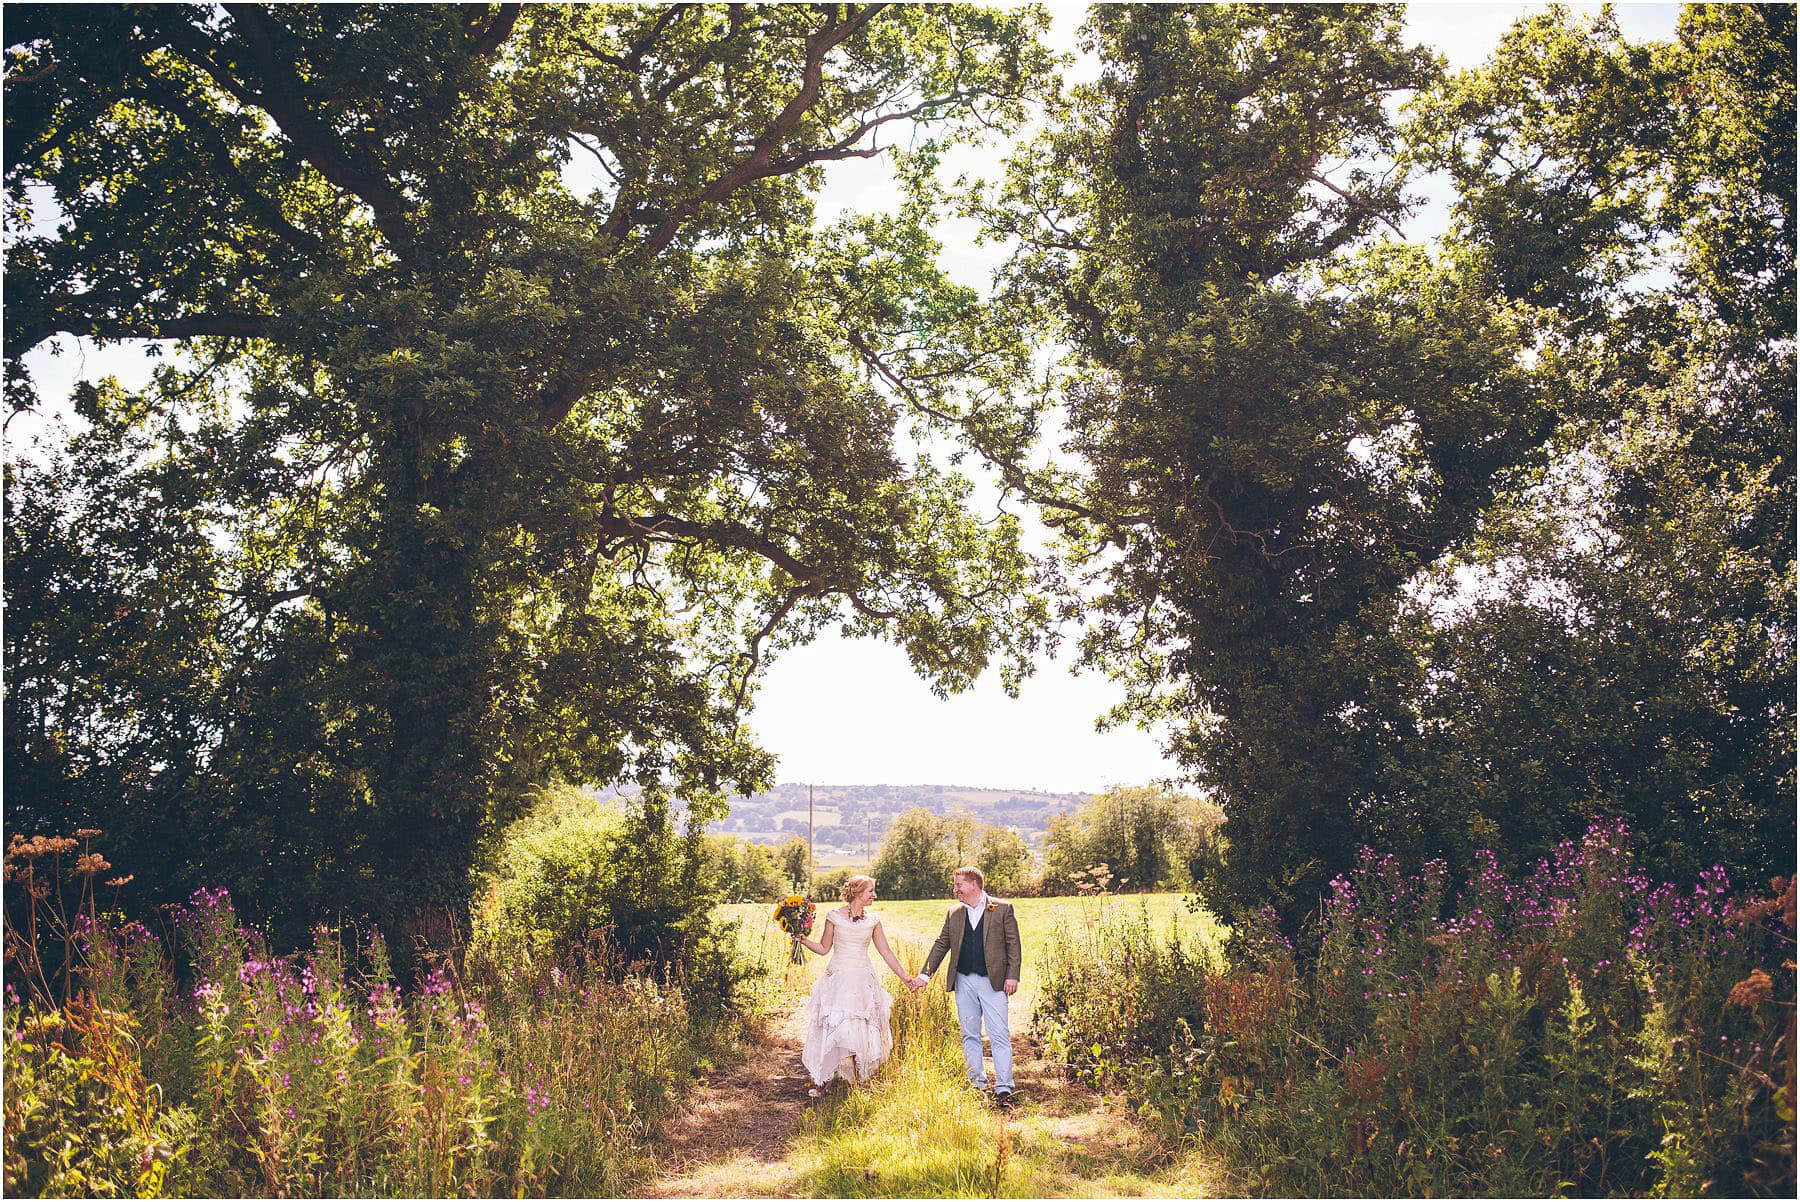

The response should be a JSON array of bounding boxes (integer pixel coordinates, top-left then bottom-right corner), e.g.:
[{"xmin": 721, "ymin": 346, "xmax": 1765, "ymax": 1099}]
[
  {"xmin": 771, "ymin": 934, "xmax": 1225, "ymax": 1199},
  {"xmin": 868, "ymin": 893, "xmax": 1228, "ymax": 1027},
  {"xmin": 706, "ymin": 902, "xmax": 1228, "ymax": 1198},
  {"xmin": 786, "ymin": 940, "xmax": 1017, "ymax": 1198}
]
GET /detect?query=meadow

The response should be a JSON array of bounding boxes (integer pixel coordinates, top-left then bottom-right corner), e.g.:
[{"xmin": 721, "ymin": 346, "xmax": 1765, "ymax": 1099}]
[
  {"xmin": 719, "ymin": 892, "xmax": 1226, "ymax": 1026},
  {"xmin": 698, "ymin": 920, "xmax": 1221, "ymax": 1198}
]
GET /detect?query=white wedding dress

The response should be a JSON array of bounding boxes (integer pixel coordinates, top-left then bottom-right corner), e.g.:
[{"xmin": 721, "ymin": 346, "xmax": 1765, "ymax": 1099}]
[{"xmin": 801, "ymin": 908, "xmax": 894, "ymax": 1087}]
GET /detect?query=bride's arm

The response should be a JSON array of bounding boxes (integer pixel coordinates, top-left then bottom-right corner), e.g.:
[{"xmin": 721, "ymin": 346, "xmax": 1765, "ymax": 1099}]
[
  {"xmin": 794, "ymin": 915, "xmax": 834, "ymax": 956},
  {"xmin": 870, "ymin": 922, "xmax": 909, "ymax": 980}
]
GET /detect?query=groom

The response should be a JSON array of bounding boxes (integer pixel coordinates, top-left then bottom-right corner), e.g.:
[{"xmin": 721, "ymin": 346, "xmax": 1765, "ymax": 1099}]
[{"xmin": 910, "ymin": 865, "xmax": 1022, "ymax": 1105}]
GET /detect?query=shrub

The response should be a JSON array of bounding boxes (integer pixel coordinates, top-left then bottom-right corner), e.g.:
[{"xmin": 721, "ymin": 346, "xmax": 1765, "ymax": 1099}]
[
  {"xmin": 975, "ymin": 825, "xmax": 1034, "ymax": 896},
  {"xmin": 1034, "ymin": 908, "xmax": 1219, "ymax": 1139},
  {"xmin": 702, "ymin": 834, "xmax": 784, "ymax": 902},
  {"xmin": 468, "ymin": 789, "xmax": 629, "ymax": 968},
  {"xmin": 1035, "ymin": 822, "xmax": 1797, "ymax": 1196},
  {"xmin": 870, "ymin": 808, "xmax": 959, "ymax": 899},
  {"xmin": 811, "ymin": 867, "xmax": 855, "ymax": 904},
  {"xmin": 1039, "ymin": 786, "xmax": 1220, "ymax": 895},
  {"xmin": 469, "ymin": 786, "xmax": 757, "ymax": 1030},
  {"xmin": 3, "ymin": 831, "xmax": 747, "ymax": 1197},
  {"xmin": 2, "ymin": 1001, "xmax": 208, "ymax": 1198}
]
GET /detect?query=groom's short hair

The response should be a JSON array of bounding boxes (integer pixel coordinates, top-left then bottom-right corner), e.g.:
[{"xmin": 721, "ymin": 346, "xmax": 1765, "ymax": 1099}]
[{"xmin": 952, "ymin": 865, "xmax": 985, "ymax": 889}]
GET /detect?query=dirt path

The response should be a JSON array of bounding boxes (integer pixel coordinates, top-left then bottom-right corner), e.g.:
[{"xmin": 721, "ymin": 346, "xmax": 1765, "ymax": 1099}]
[
  {"xmin": 636, "ymin": 1004, "xmax": 1218, "ymax": 1198},
  {"xmin": 636, "ymin": 911, "xmax": 1222, "ymax": 1198},
  {"xmin": 634, "ymin": 1001, "xmax": 814, "ymax": 1198}
]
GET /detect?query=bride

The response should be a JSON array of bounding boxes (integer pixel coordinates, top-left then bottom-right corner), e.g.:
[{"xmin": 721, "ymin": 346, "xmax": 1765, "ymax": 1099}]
[{"xmin": 789, "ymin": 874, "xmax": 914, "ymax": 1097}]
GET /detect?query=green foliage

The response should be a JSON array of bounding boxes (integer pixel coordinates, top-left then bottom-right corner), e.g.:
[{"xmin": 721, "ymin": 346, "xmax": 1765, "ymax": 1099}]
[
  {"xmin": 2, "ymin": 1006, "xmax": 207, "ymax": 1198},
  {"xmin": 988, "ymin": 1, "xmax": 1794, "ymax": 934},
  {"xmin": 1034, "ymin": 908, "xmax": 1218, "ymax": 1135},
  {"xmin": 467, "ymin": 782, "xmax": 749, "ymax": 1016},
  {"xmin": 702, "ymin": 833, "xmax": 784, "ymax": 903},
  {"xmin": 469, "ymin": 788, "xmax": 629, "ymax": 969},
  {"xmin": 2, "ymin": 860, "xmax": 732, "ymax": 1198},
  {"xmin": 775, "ymin": 836, "xmax": 811, "ymax": 892},
  {"xmin": 869, "ymin": 807, "xmax": 960, "ymax": 900},
  {"xmin": 975, "ymin": 824, "xmax": 1033, "ymax": 896},
  {"xmin": 1039, "ymin": 786, "xmax": 1221, "ymax": 895},
  {"xmin": 3, "ymin": 3, "xmax": 1057, "ymax": 947},
  {"xmin": 810, "ymin": 867, "xmax": 855, "ymax": 904},
  {"xmin": 1392, "ymin": 3, "xmax": 1796, "ymax": 890},
  {"xmin": 1035, "ymin": 829, "xmax": 1798, "ymax": 1196},
  {"xmin": 866, "ymin": 806, "xmax": 1048, "ymax": 900},
  {"xmin": 870, "ymin": 806, "xmax": 1036, "ymax": 900},
  {"xmin": 985, "ymin": 3, "xmax": 1548, "ymax": 931}
]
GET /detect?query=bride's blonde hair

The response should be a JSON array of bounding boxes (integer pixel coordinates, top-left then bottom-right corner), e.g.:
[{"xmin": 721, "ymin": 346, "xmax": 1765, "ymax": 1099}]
[{"xmin": 841, "ymin": 875, "xmax": 876, "ymax": 906}]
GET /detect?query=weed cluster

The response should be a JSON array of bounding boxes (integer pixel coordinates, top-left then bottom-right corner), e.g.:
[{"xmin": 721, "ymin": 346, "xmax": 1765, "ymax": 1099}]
[
  {"xmin": 3, "ymin": 835, "xmax": 736, "ymax": 1196},
  {"xmin": 1036, "ymin": 822, "xmax": 1795, "ymax": 1195}
]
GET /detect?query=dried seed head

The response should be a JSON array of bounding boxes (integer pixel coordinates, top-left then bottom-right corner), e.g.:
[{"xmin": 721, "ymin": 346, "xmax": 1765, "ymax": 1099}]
[
  {"xmin": 1728, "ymin": 968, "xmax": 1774, "ymax": 1008},
  {"xmin": 6, "ymin": 834, "xmax": 79, "ymax": 862},
  {"xmin": 73, "ymin": 853, "xmax": 112, "ymax": 878}
]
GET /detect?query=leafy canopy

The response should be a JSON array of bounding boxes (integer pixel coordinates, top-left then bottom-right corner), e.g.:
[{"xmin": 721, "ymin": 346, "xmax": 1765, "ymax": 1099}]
[
  {"xmin": 3, "ymin": 3, "xmax": 1057, "ymax": 944},
  {"xmin": 987, "ymin": 2, "xmax": 1793, "ymax": 933}
]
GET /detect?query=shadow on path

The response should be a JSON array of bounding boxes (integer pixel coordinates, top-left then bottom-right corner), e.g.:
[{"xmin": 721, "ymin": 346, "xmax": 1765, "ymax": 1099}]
[{"xmin": 634, "ymin": 1000, "xmax": 815, "ymax": 1198}]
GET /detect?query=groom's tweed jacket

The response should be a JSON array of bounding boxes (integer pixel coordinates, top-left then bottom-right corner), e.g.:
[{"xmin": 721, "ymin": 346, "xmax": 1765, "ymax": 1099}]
[{"xmin": 921, "ymin": 899, "xmax": 1022, "ymax": 994}]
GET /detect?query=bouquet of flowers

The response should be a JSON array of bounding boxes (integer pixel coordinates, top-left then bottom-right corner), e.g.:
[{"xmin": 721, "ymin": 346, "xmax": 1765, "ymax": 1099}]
[{"xmin": 774, "ymin": 895, "xmax": 815, "ymax": 965}]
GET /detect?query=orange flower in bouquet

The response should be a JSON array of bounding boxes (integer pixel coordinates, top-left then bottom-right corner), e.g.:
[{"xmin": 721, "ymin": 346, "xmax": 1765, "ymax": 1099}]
[{"xmin": 774, "ymin": 895, "xmax": 815, "ymax": 964}]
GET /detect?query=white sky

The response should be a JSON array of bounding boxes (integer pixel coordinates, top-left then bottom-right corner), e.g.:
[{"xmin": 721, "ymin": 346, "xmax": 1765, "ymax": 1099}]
[{"xmin": 4, "ymin": 3, "xmax": 1681, "ymax": 796}]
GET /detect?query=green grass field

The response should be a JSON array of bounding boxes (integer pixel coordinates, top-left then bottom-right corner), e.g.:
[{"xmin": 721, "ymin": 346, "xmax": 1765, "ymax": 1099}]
[
  {"xmin": 709, "ymin": 893, "xmax": 1229, "ymax": 1196},
  {"xmin": 719, "ymin": 892, "xmax": 1226, "ymax": 1029}
]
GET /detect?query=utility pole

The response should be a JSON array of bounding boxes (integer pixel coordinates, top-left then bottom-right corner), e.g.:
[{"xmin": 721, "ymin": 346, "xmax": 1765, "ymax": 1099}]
[
  {"xmin": 808, "ymin": 783, "xmax": 815, "ymax": 894},
  {"xmin": 866, "ymin": 812, "xmax": 872, "ymax": 865}
]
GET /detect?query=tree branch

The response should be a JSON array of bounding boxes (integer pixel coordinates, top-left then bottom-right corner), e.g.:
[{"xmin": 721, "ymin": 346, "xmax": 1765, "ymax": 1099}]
[
  {"xmin": 592, "ymin": 508, "xmax": 902, "ymax": 628},
  {"xmin": 842, "ymin": 329, "xmax": 1131, "ymax": 534},
  {"xmin": 596, "ymin": 511, "xmax": 822, "ymax": 586},
  {"xmin": 173, "ymin": 5, "xmax": 416, "ymax": 251},
  {"xmin": 1306, "ymin": 171, "xmax": 1406, "ymax": 238},
  {"xmin": 640, "ymin": 4, "xmax": 887, "ymax": 257},
  {"xmin": 716, "ymin": 86, "xmax": 977, "ymax": 184},
  {"xmin": 569, "ymin": 132, "xmax": 625, "ymax": 187},
  {"xmin": 648, "ymin": 6, "xmax": 744, "ymax": 105},
  {"xmin": 4, "ymin": 60, "xmax": 58, "ymax": 86},
  {"xmin": 5, "ymin": 308, "xmax": 270, "ymax": 360},
  {"xmin": 732, "ymin": 587, "xmax": 808, "ymax": 712},
  {"xmin": 123, "ymin": 77, "xmax": 327, "ymax": 260},
  {"xmin": 466, "ymin": 4, "xmax": 522, "ymax": 58}
]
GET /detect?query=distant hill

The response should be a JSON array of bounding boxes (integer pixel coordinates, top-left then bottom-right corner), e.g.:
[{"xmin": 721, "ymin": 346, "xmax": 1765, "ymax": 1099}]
[
  {"xmin": 596, "ymin": 781, "xmax": 1093, "ymax": 854},
  {"xmin": 723, "ymin": 783, "xmax": 1094, "ymax": 854}
]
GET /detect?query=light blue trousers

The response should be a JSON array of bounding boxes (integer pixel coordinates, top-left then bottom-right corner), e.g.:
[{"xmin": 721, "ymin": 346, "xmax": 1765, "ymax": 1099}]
[{"xmin": 953, "ymin": 972, "xmax": 1013, "ymax": 1091}]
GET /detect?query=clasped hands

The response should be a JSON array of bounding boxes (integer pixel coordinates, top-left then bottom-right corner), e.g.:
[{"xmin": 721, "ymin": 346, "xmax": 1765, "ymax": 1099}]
[{"xmin": 903, "ymin": 973, "xmax": 1018, "ymax": 995}]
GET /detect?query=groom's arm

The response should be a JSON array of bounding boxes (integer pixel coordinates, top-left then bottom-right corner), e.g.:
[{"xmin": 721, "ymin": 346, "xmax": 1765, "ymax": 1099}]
[
  {"xmin": 1002, "ymin": 906, "xmax": 1023, "ymax": 989},
  {"xmin": 919, "ymin": 909, "xmax": 957, "ymax": 977}
]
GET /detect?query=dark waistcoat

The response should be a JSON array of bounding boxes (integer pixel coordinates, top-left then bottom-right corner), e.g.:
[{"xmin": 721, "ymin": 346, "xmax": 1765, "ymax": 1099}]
[{"xmin": 955, "ymin": 911, "xmax": 988, "ymax": 976}]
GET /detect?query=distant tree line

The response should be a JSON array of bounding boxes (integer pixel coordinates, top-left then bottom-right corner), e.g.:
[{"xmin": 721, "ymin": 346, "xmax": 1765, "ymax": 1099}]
[
  {"xmin": 837, "ymin": 786, "xmax": 1223, "ymax": 900},
  {"xmin": 1038, "ymin": 786, "xmax": 1225, "ymax": 896}
]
